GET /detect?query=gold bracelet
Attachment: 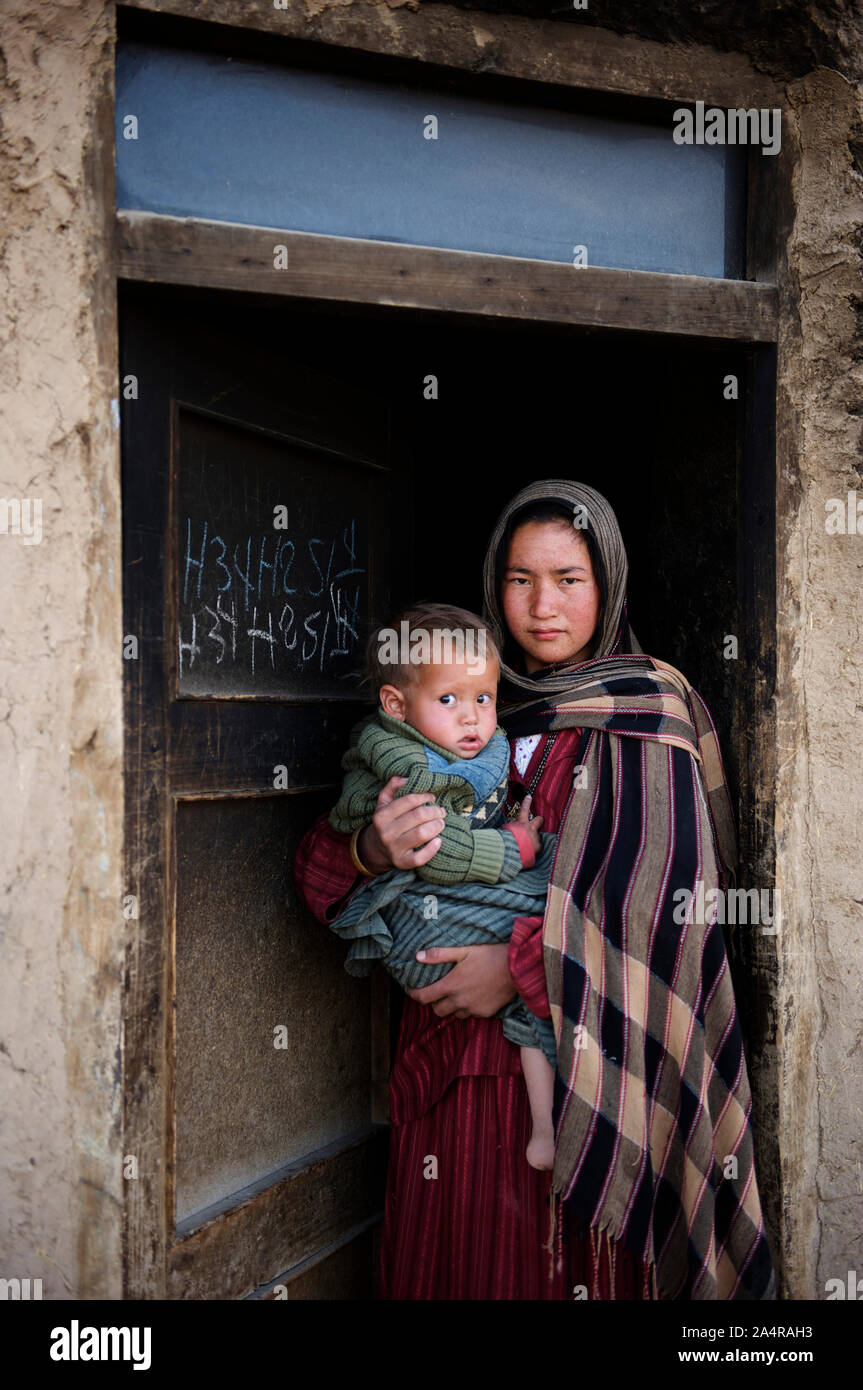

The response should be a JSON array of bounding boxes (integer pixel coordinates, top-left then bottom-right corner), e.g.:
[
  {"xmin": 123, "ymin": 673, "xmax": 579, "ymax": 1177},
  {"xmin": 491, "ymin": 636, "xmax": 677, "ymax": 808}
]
[{"xmin": 349, "ymin": 825, "xmax": 377, "ymax": 878}]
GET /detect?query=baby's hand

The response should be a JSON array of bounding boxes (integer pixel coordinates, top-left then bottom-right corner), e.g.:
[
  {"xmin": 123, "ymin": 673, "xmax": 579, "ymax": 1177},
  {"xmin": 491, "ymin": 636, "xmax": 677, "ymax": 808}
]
[{"xmin": 515, "ymin": 794, "xmax": 543, "ymax": 855}]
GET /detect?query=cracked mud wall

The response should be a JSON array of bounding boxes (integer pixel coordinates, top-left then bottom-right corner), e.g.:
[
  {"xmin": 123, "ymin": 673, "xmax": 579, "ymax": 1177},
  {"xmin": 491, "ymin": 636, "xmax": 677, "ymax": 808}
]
[
  {"xmin": 0, "ymin": 0, "xmax": 122, "ymax": 1298},
  {"xmin": 775, "ymin": 68, "xmax": 863, "ymax": 1299}
]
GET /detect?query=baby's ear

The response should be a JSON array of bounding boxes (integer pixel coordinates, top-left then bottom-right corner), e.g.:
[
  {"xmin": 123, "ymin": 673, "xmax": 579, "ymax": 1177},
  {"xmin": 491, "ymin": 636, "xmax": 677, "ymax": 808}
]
[{"xmin": 379, "ymin": 684, "xmax": 407, "ymax": 720}]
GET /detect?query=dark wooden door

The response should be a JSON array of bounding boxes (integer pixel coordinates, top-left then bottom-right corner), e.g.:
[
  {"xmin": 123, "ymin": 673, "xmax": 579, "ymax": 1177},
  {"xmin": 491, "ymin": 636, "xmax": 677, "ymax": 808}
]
[{"xmin": 121, "ymin": 285, "xmax": 407, "ymax": 1298}]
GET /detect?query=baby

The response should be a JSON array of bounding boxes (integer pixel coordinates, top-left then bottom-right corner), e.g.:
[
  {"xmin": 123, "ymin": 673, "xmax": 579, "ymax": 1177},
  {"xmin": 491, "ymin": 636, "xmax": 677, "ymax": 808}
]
[{"xmin": 327, "ymin": 603, "xmax": 557, "ymax": 1172}]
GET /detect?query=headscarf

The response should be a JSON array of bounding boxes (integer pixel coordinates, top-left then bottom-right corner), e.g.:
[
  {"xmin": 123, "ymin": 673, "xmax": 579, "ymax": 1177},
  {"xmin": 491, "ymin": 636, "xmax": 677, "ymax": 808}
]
[
  {"xmin": 482, "ymin": 479, "xmax": 775, "ymax": 1301},
  {"xmin": 484, "ymin": 478, "xmax": 638, "ymax": 684}
]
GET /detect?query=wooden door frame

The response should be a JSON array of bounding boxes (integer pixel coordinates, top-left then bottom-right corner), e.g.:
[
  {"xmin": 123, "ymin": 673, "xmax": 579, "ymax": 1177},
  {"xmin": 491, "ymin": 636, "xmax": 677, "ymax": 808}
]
[{"xmin": 114, "ymin": 0, "xmax": 788, "ymax": 1295}]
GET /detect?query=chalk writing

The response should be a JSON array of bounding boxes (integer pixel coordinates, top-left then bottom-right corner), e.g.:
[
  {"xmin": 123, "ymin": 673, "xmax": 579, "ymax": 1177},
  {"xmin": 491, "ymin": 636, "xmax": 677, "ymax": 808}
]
[{"xmin": 178, "ymin": 517, "xmax": 366, "ymax": 686}]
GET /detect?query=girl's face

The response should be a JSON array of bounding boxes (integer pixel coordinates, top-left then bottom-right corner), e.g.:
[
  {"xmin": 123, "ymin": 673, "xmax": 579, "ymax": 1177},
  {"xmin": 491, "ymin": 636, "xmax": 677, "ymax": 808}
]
[{"xmin": 501, "ymin": 520, "xmax": 601, "ymax": 673}]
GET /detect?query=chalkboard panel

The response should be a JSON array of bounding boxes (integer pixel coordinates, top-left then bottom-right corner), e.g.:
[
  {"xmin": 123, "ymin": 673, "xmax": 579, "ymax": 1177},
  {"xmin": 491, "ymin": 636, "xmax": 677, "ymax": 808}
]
[{"xmin": 174, "ymin": 405, "xmax": 389, "ymax": 698}]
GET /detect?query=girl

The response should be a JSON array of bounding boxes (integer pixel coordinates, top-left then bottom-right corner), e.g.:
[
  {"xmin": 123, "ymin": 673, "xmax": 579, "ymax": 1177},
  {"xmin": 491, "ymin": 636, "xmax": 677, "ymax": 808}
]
[{"xmin": 294, "ymin": 479, "xmax": 775, "ymax": 1301}]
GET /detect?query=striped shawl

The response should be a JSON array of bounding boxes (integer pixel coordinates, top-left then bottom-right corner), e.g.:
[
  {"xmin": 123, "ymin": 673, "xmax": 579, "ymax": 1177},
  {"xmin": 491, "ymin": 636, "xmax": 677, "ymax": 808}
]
[{"xmin": 502, "ymin": 657, "xmax": 775, "ymax": 1299}]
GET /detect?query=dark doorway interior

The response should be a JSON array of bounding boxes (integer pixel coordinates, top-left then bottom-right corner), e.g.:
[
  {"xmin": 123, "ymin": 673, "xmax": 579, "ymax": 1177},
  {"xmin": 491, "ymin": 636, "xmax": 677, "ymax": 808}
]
[
  {"xmin": 390, "ymin": 314, "xmax": 744, "ymax": 807},
  {"xmin": 171, "ymin": 287, "xmax": 746, "ymax": 801}
]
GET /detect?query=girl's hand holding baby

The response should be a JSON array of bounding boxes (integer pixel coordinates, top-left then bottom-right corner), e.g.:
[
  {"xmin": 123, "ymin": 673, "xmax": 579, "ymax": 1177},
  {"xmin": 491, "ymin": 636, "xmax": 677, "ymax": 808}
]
[{"xmin": 357, "ymin": 775, "xmax": 445, "ymax": 874}]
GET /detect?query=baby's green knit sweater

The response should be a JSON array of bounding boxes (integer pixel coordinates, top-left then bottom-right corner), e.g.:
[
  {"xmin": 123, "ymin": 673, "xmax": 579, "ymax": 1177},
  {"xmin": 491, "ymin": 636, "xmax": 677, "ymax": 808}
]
[{"xmin": 329, "ymin": 708, "xmax": 523, "ymax": 886}]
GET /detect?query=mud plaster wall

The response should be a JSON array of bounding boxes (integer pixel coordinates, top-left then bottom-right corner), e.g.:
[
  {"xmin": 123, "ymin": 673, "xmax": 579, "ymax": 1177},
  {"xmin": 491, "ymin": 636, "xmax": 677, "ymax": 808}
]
[
  {"xmin": 776, "ymin": 68, "xmax": 863, "ymax": 1298},
  {"xmin": 0, "ymin": 0, "xmax": 123, "ymax": 1298}
]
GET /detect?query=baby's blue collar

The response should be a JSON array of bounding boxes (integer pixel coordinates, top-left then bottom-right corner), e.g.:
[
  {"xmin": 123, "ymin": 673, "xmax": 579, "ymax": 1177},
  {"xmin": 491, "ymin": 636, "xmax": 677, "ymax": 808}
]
[{"xmin": 377, "ymin": 708, "xmax": 509, "ymax": 801}]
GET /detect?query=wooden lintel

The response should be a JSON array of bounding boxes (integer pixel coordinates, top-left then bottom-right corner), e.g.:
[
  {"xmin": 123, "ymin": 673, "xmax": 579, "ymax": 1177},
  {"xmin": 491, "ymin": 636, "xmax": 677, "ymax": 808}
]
[
  {"xmin": 116, "ymin": 211, "xmax": 777, "ymax": 344},
  {"xmin": 117, "ymin": 0, "xmax": 781, "ymax": 110}
]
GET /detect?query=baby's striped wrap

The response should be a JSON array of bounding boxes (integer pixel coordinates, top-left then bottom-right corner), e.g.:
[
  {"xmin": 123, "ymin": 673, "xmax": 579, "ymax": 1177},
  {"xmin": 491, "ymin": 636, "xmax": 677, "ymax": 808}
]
[{"xmin": 328, "ymin": 710, "xmax": 558, "ymax": 1066}]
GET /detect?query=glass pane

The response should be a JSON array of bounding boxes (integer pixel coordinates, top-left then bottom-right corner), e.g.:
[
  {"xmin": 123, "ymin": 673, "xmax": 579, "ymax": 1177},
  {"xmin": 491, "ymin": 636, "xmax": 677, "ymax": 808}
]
[{"xmin": 116, "ymin": 41, "xmax": 744, "ymax": 279}]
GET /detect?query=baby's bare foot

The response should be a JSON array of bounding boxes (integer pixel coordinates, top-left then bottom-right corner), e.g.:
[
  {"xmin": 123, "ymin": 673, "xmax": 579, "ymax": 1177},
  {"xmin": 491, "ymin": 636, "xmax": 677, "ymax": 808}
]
[{"xmin": 526, "ymin": 1132, "xmax": 555, "ymax": 1171}]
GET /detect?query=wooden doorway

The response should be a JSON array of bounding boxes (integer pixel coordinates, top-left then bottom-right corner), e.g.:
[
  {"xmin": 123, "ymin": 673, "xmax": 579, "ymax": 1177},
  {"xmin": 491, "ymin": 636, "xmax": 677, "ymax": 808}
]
[{"xmin": 121, "ymin": 282, "xmax": 775, "ymax": 1297}]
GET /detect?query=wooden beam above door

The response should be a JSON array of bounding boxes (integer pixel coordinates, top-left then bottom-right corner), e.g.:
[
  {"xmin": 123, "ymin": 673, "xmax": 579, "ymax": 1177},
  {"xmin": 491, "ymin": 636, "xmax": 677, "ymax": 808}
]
[
  {"xmin": 118, "ymin": 0, "xmax": 780, "ymax": 111},
  {"xmin": 116, "ymin": 211, "xmax": 777, "ymax": 344}
]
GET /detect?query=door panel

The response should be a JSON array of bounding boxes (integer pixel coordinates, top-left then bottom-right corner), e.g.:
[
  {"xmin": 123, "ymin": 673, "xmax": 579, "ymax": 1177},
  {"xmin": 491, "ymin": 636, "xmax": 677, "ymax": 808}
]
[
  {"xmin": 251, "ymin": 1227, "xmax": 378, "ymax": 1300},
  {"xmin": 173, "ymin": 793, "xmax": 371, "ymax": 1230},
  {"xmin": 166, "ymin": 1132, "xmax": 387, "ymax": 1299},
  {"xmin": 121, "ymin": 285, "xmax": 406, "ymax": 1298}
]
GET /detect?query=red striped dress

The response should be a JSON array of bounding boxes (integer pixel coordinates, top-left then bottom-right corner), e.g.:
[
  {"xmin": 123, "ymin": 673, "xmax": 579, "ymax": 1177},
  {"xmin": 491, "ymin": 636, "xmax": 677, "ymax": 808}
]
[{"xmin": 294, "ymin": 728, "xmax": 653, "ymax": 1300}]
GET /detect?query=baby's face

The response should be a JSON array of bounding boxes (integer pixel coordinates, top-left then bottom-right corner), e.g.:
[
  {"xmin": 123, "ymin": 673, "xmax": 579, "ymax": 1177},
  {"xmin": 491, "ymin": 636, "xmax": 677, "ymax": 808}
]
[{"xmin": 387, "ymin": 657, "xmax": 499, "ymax": 758}]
